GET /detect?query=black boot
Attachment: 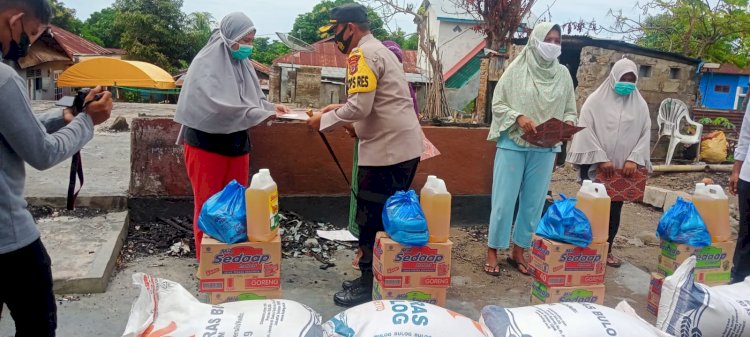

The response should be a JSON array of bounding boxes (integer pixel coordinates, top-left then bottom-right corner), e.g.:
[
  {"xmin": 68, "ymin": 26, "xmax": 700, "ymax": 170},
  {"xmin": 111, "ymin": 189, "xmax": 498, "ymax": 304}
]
[
  {"xmin": 334, "ymin": 271, "xmax": 373, "ymax": 307},
  {"xmin": 341, "ymin": 275, "xmax": 363, "ymax": 290}
]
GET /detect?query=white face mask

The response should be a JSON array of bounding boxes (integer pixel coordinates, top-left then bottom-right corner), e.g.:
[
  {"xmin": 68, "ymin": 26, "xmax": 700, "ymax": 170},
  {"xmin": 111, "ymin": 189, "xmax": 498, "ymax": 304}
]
[{"xmin": 535, "ymin": 39, "xmax": 562, "ymax": 62}]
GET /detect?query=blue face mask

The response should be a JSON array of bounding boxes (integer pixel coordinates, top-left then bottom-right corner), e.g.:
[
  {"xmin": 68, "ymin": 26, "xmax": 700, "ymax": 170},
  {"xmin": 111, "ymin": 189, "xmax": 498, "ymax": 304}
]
[
  {"xmin": 614, "ymin": 82, "xmax": 637, "ymax": 96},
  {"xmin": 231, "ymin": 44, "xmax": 253, "ymax": 60}
]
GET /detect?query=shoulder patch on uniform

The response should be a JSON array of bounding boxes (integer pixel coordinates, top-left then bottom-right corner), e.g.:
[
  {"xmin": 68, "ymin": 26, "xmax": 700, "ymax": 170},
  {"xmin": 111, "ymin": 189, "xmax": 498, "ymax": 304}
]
[{"xmin": 346, "ymin": 48, "xmax": 377, "ymax": 95}]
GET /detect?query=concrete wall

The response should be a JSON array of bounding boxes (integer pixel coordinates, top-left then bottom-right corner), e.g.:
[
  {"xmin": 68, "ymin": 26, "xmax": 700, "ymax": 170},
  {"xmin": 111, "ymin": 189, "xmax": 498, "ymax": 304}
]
[
  {"xmin": 436, "ymin": 21, "xmax": 485, "ymax": 75},
  {"xmin": 18, "ymin": 61, "xmax": 72, "ymax": 101},
  {"xmin": 295, "ymin": 67, "xmax": 322, "ymax": 108},
  {"xmin": 575, "ymin": 47, "xmax": 698, "ymax": 114},
  {"xmin": 130, "ymin": 118, "xmax": 495, "ymax": 198}
]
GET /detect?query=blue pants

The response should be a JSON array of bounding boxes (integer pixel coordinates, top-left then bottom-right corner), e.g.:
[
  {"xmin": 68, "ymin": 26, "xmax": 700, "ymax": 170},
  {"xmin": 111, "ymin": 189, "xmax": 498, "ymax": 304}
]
[{"xmin": 488, "ymin": 147, "xmax": 556, "ymax": 249}]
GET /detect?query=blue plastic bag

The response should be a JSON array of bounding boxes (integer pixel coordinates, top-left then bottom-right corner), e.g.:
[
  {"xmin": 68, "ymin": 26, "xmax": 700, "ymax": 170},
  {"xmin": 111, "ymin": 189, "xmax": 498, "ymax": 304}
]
[
  {"xmin": 657, "ymin": 197, "xmax": 711, "ymax": 247},
  {"xmin": 198, "ymin": 180, "xmax": 248, "ymax": 244},
  {"xmin": 535, "ymin": 194, "xmax": 593, "ymax": 247},
  {"xmin": 382, "ymin": 190, "xmax": 428, "ymax": 246}
]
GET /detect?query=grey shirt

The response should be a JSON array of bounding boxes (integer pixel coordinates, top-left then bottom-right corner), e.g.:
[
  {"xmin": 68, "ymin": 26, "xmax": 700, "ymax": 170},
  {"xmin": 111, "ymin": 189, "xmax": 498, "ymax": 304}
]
[{"xmin": 0, "ymin": 62, "xmax": 94, "ymax": 254}]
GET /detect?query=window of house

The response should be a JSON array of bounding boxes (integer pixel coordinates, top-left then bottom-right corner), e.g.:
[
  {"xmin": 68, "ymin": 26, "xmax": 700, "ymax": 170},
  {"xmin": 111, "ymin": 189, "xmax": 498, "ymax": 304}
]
[
  {"xmin": 639, "ymin": 65, "xmax": 653, "ymax": 78},
  {"xmin": 715, "ymin": 85, "xmax": 731, "ymax": 93},
  {"xmin": 35, "ymin": 77, "xmax": 42, "ymax": 90},
  {"xmin": 669, "ymin": 68, "xmax": 681, "ymax": 80}
]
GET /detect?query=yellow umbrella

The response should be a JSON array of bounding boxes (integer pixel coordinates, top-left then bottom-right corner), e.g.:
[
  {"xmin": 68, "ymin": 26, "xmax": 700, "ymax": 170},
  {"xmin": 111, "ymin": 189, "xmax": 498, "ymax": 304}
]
[{"xmin": 58, "ymin": 58, "xmax": 176, "ymax": 89}]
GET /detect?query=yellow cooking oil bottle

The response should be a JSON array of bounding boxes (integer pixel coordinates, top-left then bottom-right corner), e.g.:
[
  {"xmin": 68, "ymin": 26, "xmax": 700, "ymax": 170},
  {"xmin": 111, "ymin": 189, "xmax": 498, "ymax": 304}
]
[
  {"xmin": 246, "ymin": 169, "xmax": 279, "ymax": 242},
  {"xmin": 420, "ymin": 175, "xmax": 451, "ymax": 243},
  {"xmin": 693, "ymin": 183, "xmax": 730, "ymax": 242},
  {"xmin": 575, "ymin": 180, "xmax": 611, "ymax": 244}
]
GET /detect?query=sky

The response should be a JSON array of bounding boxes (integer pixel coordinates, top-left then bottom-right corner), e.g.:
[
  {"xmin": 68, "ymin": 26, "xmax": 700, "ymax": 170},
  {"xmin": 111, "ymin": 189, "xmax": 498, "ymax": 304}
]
[{"xmin": 65, "ymin": 0, "xmax": 643, "ymax": 40}]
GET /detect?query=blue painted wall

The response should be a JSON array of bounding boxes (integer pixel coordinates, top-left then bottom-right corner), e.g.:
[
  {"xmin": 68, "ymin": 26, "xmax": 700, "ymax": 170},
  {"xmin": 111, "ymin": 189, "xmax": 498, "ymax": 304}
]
[{"xmin": 700, "ymin": 73, "xmax": 749, "ymax": 110}]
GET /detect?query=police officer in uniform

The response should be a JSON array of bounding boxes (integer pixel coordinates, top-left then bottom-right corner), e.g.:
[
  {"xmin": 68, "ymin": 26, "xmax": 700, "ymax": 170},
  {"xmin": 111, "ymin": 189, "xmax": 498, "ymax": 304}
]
[{"xmin": 308, "ymin": 3, "xmax": 423, "ymax": 307}]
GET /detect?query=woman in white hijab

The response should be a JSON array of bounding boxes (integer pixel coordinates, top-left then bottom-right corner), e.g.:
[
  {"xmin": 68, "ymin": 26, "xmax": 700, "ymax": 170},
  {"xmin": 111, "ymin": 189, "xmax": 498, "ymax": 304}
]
[
  {"xmin": 567, "ymin": 58, "xmax": 652, "ymax": 267},
  {"xmin": 174, "ymin": 12, "xmax": 288, "ymax": 260}
]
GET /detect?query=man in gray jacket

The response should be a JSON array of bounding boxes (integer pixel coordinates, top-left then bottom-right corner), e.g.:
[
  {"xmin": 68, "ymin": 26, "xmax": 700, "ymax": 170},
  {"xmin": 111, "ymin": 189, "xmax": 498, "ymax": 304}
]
[{"xmin": 0, "ymin": 0, "xmax": 113, "ymax": 335}]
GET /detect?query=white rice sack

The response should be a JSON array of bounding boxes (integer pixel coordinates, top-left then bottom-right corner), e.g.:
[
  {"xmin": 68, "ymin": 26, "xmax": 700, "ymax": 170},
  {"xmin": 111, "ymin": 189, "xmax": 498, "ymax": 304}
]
[
  {"xmin": 480, "ymin": 301, "xmax": 671, "ymax": 337},
  {"xmin": 122, "ymin": 273, "xmax": 324, "ymax": 337},
  {"xmin": 657, "ymin": 256, "xmax": 750, "ymax": 337},
  {"xmin": 323, "ymin": 300, "xmax": 487, "ymax": 337}
]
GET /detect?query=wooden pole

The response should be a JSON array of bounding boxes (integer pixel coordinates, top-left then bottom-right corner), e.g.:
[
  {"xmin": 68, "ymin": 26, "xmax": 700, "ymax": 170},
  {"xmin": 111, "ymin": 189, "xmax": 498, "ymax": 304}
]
[{"xmin": 652, "ymin": 164, "xmax": 734, "ymax": 173}]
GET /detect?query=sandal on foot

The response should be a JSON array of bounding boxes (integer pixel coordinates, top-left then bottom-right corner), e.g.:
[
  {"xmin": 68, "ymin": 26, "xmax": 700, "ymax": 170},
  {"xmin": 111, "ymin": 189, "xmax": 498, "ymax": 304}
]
[
  {"xmin": 483, "ymin": 263, "xmax": 501, "ymax": 276},
  {"xmin": 506, "ymin": 257, "xmax": 530, "ymax": 276},
  {"xmin": 607, "ymin": 254, "xmax": 622, "ymax": 268}
]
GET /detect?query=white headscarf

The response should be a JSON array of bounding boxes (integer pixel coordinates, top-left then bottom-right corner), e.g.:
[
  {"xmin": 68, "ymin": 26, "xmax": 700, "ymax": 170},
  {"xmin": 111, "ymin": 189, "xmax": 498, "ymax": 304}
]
[
  {"xmin": 174, "ymin": 12, "xmax": 275, "ymax": 135},
  {"xmin": 567, "ymin": 58, "xmax": 652, "ymax": 171}
]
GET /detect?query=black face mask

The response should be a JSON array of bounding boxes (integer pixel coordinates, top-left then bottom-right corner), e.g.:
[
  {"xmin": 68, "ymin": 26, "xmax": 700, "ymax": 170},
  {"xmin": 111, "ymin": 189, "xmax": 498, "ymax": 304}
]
[
  {"xmin": 1, "ymin": 21, "xmax": 31, "ymax": 61},
  {"xmin": 334, "ymin": 25, "xmax": 353, "ymax": 54}
]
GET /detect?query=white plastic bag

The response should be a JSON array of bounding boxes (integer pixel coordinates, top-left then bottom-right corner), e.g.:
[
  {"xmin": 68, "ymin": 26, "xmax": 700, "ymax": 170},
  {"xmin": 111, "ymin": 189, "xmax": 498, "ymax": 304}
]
[
  {"xmin": 322, "ymin": 300, "xmax": 487, "ymax": 337},
  {"xmin": 122, "ymin": 273, "xmax": 324, "ymax": 337},
  {"xmin": 657, "ymin": 256, "xmax": 750, "ymax": 337},
  {"xmin": 480, "ymin": 301, "xmax": 671, "ymax": 337}
]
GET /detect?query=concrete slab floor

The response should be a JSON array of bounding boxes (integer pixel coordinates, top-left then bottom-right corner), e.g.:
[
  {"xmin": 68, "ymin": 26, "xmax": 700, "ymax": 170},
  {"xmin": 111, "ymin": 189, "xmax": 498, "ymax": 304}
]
[
  {"xmin": 39, "ymin": 212, "xmax": 129, "ymax": 294},
  {"xmin": 0, "ymin": 249, "xmax": 655, "ymax": 336},
  {"xmin": 24, "ymin": 132, "xmax": 131, "ymax": 203}
]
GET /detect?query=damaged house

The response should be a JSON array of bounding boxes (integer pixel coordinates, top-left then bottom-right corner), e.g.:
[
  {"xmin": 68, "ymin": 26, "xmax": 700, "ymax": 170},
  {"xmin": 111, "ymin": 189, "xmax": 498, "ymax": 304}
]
[{"xmin": 269, "ymin": 39, "xmax": 428, "ymax": 108}]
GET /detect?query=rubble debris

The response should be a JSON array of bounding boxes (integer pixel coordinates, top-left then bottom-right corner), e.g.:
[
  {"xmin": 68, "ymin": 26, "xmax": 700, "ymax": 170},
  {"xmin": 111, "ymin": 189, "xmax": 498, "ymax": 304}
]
[
  {"xmin": 170, "ymin": 239, "xmax": 192, "ymax": 257},
  {"xmin": 278, "ymin": 211, "xmax": 354, "ymax": 265},
  {"xmin": 121, "ymin": 216, "xmax": 196, "ymax": 264}
]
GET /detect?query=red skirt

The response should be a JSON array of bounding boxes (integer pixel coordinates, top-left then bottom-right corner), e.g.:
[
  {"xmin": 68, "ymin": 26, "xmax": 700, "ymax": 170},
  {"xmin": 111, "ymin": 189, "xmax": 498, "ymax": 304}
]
[{"xmin": 183, "ymin": 144, "xmax": 250, "ymax": 260}]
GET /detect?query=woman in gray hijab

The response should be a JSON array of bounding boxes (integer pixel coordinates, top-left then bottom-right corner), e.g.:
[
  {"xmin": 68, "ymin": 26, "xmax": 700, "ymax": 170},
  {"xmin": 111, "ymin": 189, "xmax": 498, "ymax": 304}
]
[{"xmin": 174, "ymin": 12, "xmax": 288, "ymax": 259}]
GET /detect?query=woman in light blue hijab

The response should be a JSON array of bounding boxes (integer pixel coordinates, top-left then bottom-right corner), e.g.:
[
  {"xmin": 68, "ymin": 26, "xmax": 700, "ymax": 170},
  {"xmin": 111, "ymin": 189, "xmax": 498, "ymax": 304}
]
[{"xmin": 485, "ymin": 22, "xmax": 578, "ymax": 276}]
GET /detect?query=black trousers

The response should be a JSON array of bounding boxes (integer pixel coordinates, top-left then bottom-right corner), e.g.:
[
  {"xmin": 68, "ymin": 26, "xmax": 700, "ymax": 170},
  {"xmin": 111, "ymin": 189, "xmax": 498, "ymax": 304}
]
[
  {"xmin": 0, "ymin": 239, "xmax": 57, "ymax": 337},
  {"xmin": 356, "ymin": 158, "xmax": 420, "ymax": 273},
  {"xmin": 734, "ymin": 180, "xmax": 750, "ymax": 283},
  {"xmin": 580, "ymin": 165, "xmax": 624, "ymax": 254}
]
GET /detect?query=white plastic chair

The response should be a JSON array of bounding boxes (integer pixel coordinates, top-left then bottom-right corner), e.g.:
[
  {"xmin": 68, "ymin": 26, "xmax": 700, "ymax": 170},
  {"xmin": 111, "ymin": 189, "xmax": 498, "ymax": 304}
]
[{"xmin": 652, "ymin": 98, "xmax": 703, "ymax": 165}]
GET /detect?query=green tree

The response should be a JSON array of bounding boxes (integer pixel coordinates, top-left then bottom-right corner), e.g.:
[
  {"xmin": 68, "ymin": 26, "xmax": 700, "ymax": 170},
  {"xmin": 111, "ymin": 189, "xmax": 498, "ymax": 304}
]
[
  {"xmin": 382, "ymin": 28, "xmax": 418, "ymax": 50},
  {"xmin": 184, "ymin": 12, "xmax": 216, "ymax": 64},
  {"xmin": 48, "ymin": 0, "xmax": 83, "ymax": 34},
  {"xmin": 252, "ymin": 37, "xmax": 291, "ymax": 65},
  {"xmin": 611, "ymin": 0, "xmax": 750, "ymax": 67},
  {"xmin": 82, "ymin": 8, "xmax": 121, "ymax": 48},
  {"xmin": 291, "ymin": 0, "xmax": 388, "ymax": 44},
  {"xmin": 113, "ymin": 0, "xmax": 190, "ymax": 72}
]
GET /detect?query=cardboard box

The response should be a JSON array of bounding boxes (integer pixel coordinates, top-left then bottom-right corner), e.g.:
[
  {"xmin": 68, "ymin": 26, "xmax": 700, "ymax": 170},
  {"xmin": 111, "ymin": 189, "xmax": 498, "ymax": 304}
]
[
  {"xmin": 198, "ymin": 235, "xmax": 281, "ymax": 280},
  {"xmin": 530, "ymin": 281, "xmax": 605, "ymax": 305},
  {"xmin": 207, "ymin": 288, "xmax": 283, "ymax": 305},
  {"xmin": 199, "ymin": 276, "xmax": 282, "ymax": 292},
  {"xmin": 659, "ymin": 240, "xmax": 736, "ymax": 271},
  {"xmin": 373, "ymin": 232, "xmax": 452, "ymax": 288},
  {"xmin": 646, "ymin": 273, "xmax": 664, "ymax": 316},
  {"xmin": 656, "ymin": 263, "xmax": 731, "ymax": 286},
  {"xmin": 529, "ymin": 235, "xmax": 608, "ymax": 287},
  {"xmin": 373, "ymin": 280, "xmax": 447, "ymax": 307}
]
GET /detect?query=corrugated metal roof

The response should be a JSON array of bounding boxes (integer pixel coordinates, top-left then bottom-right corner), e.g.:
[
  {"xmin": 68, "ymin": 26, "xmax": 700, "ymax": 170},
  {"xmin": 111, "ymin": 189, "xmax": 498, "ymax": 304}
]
[
  {"xmin": 18, "ymin": 40, "xmax": 71, "ymax": 69},
  {"xmin": 704, "ymin": 64, "xmax": 750, "ymax": 76},
  {"xmin": 274, "ymin": 39, "xmax": 420, "ymax": 74},
  {"xmin": 50, "ymin": 25, "xmax": 114, "ymax": 58},
  {"xmin": 251, "ymin": 60, "xmax": 271, "ymax": 75}
]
